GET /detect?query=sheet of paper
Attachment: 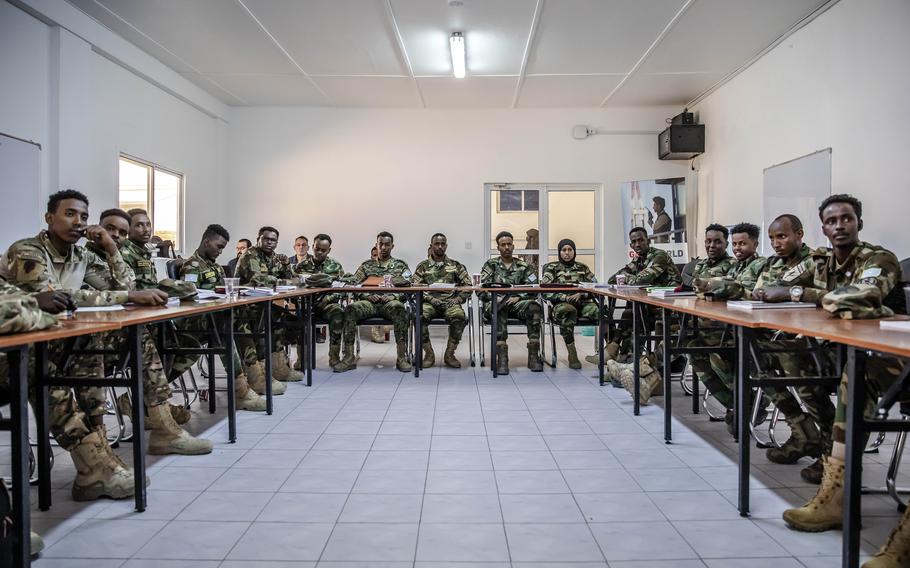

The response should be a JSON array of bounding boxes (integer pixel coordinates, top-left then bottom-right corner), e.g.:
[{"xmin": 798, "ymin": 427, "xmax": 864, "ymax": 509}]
[{"xmin": 75, "ymin": 305, "xmax": 125, "ymax": 313}]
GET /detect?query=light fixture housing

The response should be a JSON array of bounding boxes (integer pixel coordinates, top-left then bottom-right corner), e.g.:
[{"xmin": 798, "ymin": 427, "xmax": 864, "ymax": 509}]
[{"xmin": 449, "ymin": 32, "xmax": 465, "ymax": 79}]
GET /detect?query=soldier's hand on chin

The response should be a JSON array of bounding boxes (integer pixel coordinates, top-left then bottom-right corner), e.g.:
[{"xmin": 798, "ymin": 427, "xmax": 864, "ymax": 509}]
[
  {"xmin": 128, "ymin": 289, "xmax": 169, "ymax": 306},
  {"xmin": 35, "ymin": 291, "xmax": 72, "ymax": 314},
  {"xmin": 84, "ymin": 225, "xmax": 119, "ymax": 256}
]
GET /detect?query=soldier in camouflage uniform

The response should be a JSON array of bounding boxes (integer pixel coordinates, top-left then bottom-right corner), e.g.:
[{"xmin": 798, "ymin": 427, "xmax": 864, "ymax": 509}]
[
  {"xmin": 0, "ymin": 190, "xmax": 176, "ymax": 500},
  {"xmin": 295, "ymin": 233, "xmax": 347, "ymax": 368},
  {"xmin": 335, "ymin": 231, "xmax": 413, "ymax": 373},
  {"xmin": 176, "ymin": 224, "xmax": 268, "ymax": 410},
  {"xmin": 750, "ymin": 214, "xmax": 837, "ymax": 480},
  {"xmin": 541, "ymin": 238, "xmax": 598, "ymax": 369},
  {"xmin": 413, "ymin": 233, "xmax": 472, "ymax": 368},
  {"xmin": 481, "ymin": 231, "xmax": 543, "ymax": 375},
  {"xmin": 782, "ymin": 196, "xmax": 910, "ymax": 565},
  {"xmin": 235, "ymin": 226, "xmax": 304, "ymax": 383},
  {"xmin": 586, "ymin": 227, "xmax": 681, "ymax": 367}
]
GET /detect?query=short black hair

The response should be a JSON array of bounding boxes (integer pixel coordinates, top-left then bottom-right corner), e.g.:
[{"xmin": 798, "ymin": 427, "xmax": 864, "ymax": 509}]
[
  {"xmin": 705, "ymin": 223, "xmax": 729, "ymax": 240},
  {"xmin": 127, "ymin": 208, "xmax": 149, "ymax": 219},
  {"xmin": 377, "ymin": 231, "xmax": 394, "ymax": 242},
  {"xmin": 772, "ymin": 213, "xmax": 803, "ymax": 232},
  {"xmin": 652, "ymin": 196, "xmax": 666, "ymax": 208},
  {"xmin": 295, "ymin": 235, "xmax": 308, "ymax": 243},
  {"xmin": 495, "ymin": 231, "xmax": 513, "ymax": 244},
  {"xmin": 629, "ymin": 227, "xmax": 648, "ymax": 239},
  {"xmin": 99, "ymin": 208, "xmax": 131, "ymax": 224},
  {"xmin": 819, "ymin": 193, "xmax": 862, "ymax": 221},
  {"xmin": 313, "ymin": 233, "xmax": 332, "ymax": 245},
  {"xmin": 430, "ymin": 233, "xmax": 446, "ymax": 242},
  {"xmin": 258, "ymin": 226, "xmax": 279, "ymax": 237},
  {"xmin": 730, "ymin": 222, "xmax": 760, "ymax": 241},
  {"xmin": 239, "ymin": 238, "xmax": 252, "ymax": 247},
  {"xmin": 48, "ymin": 189, "xmax": 88, "ymax": 213},
  {"xmin": 203, "ymin": 224, "xmax": 230, "ymax": 242}
]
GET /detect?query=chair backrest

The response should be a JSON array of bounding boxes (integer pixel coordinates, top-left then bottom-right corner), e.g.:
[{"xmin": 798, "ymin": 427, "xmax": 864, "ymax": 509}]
[
  {"xmin": 165, "ymin": 259, "xmax": 180, "ymax": 280},
  {"xmin": 900, "ymin": 258, "xmax": 910, "ymax": 313},
  {"xmin": 680, "ymin": 259, "xmax": 699, "ymax": 287}
]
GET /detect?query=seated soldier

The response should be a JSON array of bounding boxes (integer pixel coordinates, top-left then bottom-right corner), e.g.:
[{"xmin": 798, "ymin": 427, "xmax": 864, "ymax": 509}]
[
  {"xmin": 0, "ymin": 190, "xmax": 177, "ymax": 499},
  {"xmin": 413, "ymin": 233, "xmax": 472, "ymax": 368},
  {"xmin": 541, "ymin": 238, "xmax": 597, "ymax": 369},
  {"xmin": 235, "ymin": 226, "xmax": 304, "ymax": 383},
  {"xmin": 753, "ymin": 214, "xmax": 836, "ymax": 483},
  {"xmin": 178, "ymin": 224, "xmax": 269, "ymax": 410},
  {"xmin": 587, "ymin": 227, "xmax": 681, "ymax": 370},
  {"xmin": 481, "ymin": 231, "xmax": 543, "ymax": 375},
  {"xmin": 779, "ymin": 195, "xmax": 908, "ymax": 568},
  {"xmin": 295, "ymin": 233, "xmax": 346, "ymax": 368},
  {"xmin": 335, "ymin": 231, "xmax": 413, "ymax": 373}
]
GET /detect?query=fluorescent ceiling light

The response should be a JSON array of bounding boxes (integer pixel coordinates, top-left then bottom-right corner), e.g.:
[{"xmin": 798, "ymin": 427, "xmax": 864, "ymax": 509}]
[{"xmin": 450, "ymin": 32, "xmax": 465, "ymax": 79}]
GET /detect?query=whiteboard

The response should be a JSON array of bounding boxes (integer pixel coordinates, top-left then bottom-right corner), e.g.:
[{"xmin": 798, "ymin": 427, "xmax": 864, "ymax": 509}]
[
  {"xmin": 0, "ymin": 133, "xmax": 41, "ymax": 254},
  {"xmin": 762, "ymin": 148, "xmax": 831, "ymax": 255}
]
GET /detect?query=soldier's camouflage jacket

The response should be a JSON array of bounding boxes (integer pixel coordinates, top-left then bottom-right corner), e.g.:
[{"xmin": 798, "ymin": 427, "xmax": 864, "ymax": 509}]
[
  {"xmin": 691, "ymin": 253, "xmax": 736, "ymax": 281},
  {"xmin": 697, "ymin": 253, "xmax": 767, "ymax": 300},
  {"xmin": 236, "ymin": 246, "xmax": 295, "ymax": 287},
  {"xmin": 296, "ymin": 255, "xmax": 347, "ymax": 303},
  {"xmin": 0, "ymin": 278, "xmax": 58, "ymax": 334},
  {"xmin": 776, "ymin": 241, "xmax": 905, "ymax": 319},
  {"xmin": 352, "ymin": 257, "xmax": 411, "ymax": 301},
  {"xmin": 608, "ymin": 247, "xmax": 681, "ymax": 287},
  {"xmin": 541, "ymin": 260, "xmax": 596, "ymax": 302},
  {"xmin": 0, "ymin": 231, "xmax": 130, "ymax": 306},
  {"xmin": 119, "ymin": 238, "xmax": 159, "ymax": 290},
  {"xmin": 179, "ymin": 251, "xmax": 225, "ymax": 290},
  {"xmin": 753, "ymin": 243, "xmax": 813, "ymax": 293},
  {"xmin": 480, "ymin": 256, "xmax": 537, "ymax": 302},
  {"xmin": 414, "ymin": 256, "xmax": 471, "ymax": 307}
]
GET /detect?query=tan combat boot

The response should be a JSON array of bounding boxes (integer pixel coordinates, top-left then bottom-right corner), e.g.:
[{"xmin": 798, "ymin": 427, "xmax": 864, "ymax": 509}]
[
  {"xmin": 246, "ymin": 360, "xmax": 286, "ymax": 395},
  {"xmin": 767, "ymin": 414, "xmax": 822, "ymax": 464},
  {"xmin": 495, "ymin": 341, "xmax": 509, "ymax": 375},
  {"xmin": 864, "ymin": 506, "xmax": 910, "ymax": 567},
  {"xmin": 782, "ymin": 455, "xmax": 844, "ymax": 532},
  {"xmin": 617, "ymin": 360, "xmax": 660, "ymax": 405},
  {"xmin": 31, "ymin": 531, "xmax": 44, "ymax": 557},
  {"xmin": 147, "ymin": 403, "xmax": 213, "ymax": 455},
  {"xmin": 566, "ymin": 342, "xmax": 581, "ymax": 369},
  {"xmin": 235, "ymin": 372, "xmax": 267, "ymax": 412},
  {"xmin": 422, "ymin": 340, "xmax": 435, "ymax": 368},
  {"xmin": 70, "ymin": 426, "xmax": 135, "ymax": 501},
  {"xmin": 118, "ymin": 393, "xmax": 189, "ymax": 430},
  {"xmin": 272, "ymin": 351, "xmax": 304, "ymax": 382},
  {"xmin": 328, "ymin": 343, "xmax": 341, "ymax": 368},
  {"xmin": 333, "ymin": 341, "xmax": 357, "ymax": 373},
  {"xmin": 585, "ymin": 341, "xmax": 620, "ymax": 365},
  {"xmin": 527, "ymin": 341, "xmax": 543, "ymax": 372},
  {"xmin": 443, "ymin": 338, "xmax": 461, "ymax": 368},
  {"xmin": 396, "ymin": 341, "xmax": 413, "ymax": 372}
]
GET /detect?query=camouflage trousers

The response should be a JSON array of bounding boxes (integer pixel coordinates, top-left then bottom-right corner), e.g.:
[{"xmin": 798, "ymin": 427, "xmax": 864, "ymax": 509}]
[
  {"xmin": 832, "ymin": 354, "xmax": 907, "ymax": 456},
  {"xmin": 343, "ymin": 299, "xmax": 409, "ymax": 344},
  {"xmin": 687, "ymin": 327, "xmax": 735, "ymax": 409},
  {"xmin": 607, "ymin": 304, "xmax": 659, "ymax": 359},
  {"xmin": 421, "ymin": 301, "xmax": 467, "ymax": 343},
  {"xmin": 483, "ymin": 299, "xmax": 541, "ymax": 342},
  {"xmin": 103, "ymin": 328, "xmax": 173, "ymax": 408},
  {"xmin": 170, "ymin": 315, "xmax": 245, "ymax": 377},
  {"xmin": 236, "ymin": 303, "xmax": 293, "ymax": 366},
  {"xmin": 551, "ymin": 300, "xmax": 600, "ymax": 345},
  {"xmin": 315, "ymin": 298, "xmax": 345, "ymax": 347}
]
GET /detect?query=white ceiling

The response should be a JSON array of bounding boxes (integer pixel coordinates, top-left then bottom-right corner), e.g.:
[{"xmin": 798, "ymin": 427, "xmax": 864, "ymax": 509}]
[{"xmin": 66, "ymin": 0, "xmax": 831, "ymax": 108}]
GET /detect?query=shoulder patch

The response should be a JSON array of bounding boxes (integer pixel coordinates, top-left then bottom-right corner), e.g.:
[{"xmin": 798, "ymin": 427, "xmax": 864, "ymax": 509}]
[
  {"xmin": 860, "ymin": 267, "xmax": 882, "ymax": 279},
  {"xmin": 782, "ymin": 264, "xmax": 805, "ymax": 281}
]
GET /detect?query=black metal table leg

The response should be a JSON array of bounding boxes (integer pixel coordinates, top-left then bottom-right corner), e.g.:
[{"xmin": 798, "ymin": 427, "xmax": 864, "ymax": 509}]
[
  {"xmin": 491, "ymin": 291, "xmax": 499, "ymax": 378},
  {"xmin": 128, "ymin": 325, "xmax": 147, "ymax": 512},
  {"xmin": 662, "ymin": 308, "xmax": 672, "ymax": 443},
  {"xmin": 632, "ymin": 301, "xmax": 641, "ymax": 416},
  {"xmin": 737, "ymin": 325, "xmax": 751, "ymax": 517},
  {"xmin": 306, "ymin": 296, "xmax": 314, "ymax": 386},
  {"xmin": 597, "ymin": 295, "xmax": 605, "ymax": 386},
  {"xmin": 8, "ymin": 345, "xmax": 31, "ymax": 565},
  {"xmin": 225, "ymin": 308, "xmax": 236, "ymax": 442},
  {"xmin": 843, "ymin": 345, "xmax": 865, "ymax": 568},
  {"xmin": 264, "ymin": 302, "xmax": 273, "ymax": 415},
  {"xmin": 414, "ymin": 291, "xmax": 423, "ymax": 378},
  {"xmin": 36, "ymin": 342, "xmax": 51, "ymax": 511}
]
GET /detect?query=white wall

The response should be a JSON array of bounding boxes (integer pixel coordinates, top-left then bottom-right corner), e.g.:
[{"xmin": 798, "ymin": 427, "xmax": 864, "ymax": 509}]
[
  {"xmin": 227, "ymin": 107, "xmax": 686, "ymax": 276},
  {"xmin": 692, "ymin": 0, "xmax": 910, "ymax": 260},
  {"xmin": 0, "ymin": 0, "xmax": 228, "ymax": 252}
]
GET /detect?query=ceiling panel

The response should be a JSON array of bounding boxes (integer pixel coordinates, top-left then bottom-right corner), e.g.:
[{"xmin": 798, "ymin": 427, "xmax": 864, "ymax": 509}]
[
  {"xmin": 606, "ymin": 72, "xmax": 723, "ymax": 106},
  {"xmin": 639, "ymin": 0, "xmax": 827, "ymax": 73},
  {"xmin": 242, "ymin": 0, "xmax": 407, "ymax": 76},
  {"xmin": 200, "ymin": 74, "xmax": 328, "ymax": 106},
  {"xmin": 392, "ymin": 0, "xmax": 537, "ymax": 76},
  {"xmin": 518, "ymin": 75, "xmax": 624, "ymax": 107},
  {"xmin": 179, "ymin": 72, "xmax": 249, "ymax": 105},
  {"xmin": 527, "ymin": 0, "xmax": 688, "ymax": 74},
  {"xmin": 417, "ymin": 77, "xmax": 517, "ymax": 108},
  {"xmin": 92, "ymin": 0, "xmax": 299, "ymax": 74},
  {"xmin": 313, "ymin": 76, "xmax": 420, "ymax": 107}
]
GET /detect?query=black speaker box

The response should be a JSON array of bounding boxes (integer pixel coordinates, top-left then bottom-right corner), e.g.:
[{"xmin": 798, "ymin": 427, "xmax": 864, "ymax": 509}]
[{"xmin": 658, "ymin": 124, "xmax": 704, "ymax": 160}]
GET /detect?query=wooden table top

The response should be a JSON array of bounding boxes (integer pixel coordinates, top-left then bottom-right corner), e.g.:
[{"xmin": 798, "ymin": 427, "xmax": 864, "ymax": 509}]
[{"xmin": 0, "ymin": 319, "xmax": 121, "ymax": 349}]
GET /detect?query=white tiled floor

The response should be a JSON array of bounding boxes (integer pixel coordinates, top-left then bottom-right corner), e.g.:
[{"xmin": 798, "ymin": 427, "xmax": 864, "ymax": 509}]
[{"xmin": 5, "ymin": 331, "xmax": 907, "ymax": 567}]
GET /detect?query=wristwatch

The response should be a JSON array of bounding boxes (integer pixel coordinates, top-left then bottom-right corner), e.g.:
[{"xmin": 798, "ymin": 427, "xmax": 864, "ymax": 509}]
[{"xmin": 789, "ymin": 285, "xmax": 804, "ymax": 302}]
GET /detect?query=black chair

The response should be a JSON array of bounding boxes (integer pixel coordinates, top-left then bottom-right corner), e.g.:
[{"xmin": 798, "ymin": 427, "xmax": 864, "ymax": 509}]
[
  {"xmin": 478, "ymin": 294, "xmax": 546, "ymax": 367},
  {"xmin": 543, "ymin": 299, "xmax": 599, "ymax": 368}
]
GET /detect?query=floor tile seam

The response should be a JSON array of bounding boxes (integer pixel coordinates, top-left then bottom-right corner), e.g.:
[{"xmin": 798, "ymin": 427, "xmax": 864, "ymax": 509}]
[
  {"xmin": 483, "ymin": 373, "xmax": 515, "ymax": 565},
  {"xmin": 314, "ymin": 367, "xmax": 408, "ymax": 564},
  {"xmin": 510, "ymin": 372, "xmax": 608, "ymax": 564},
  {"xmin": 98, "ymin": 509, "xmax": 179, "ymax": 562}
]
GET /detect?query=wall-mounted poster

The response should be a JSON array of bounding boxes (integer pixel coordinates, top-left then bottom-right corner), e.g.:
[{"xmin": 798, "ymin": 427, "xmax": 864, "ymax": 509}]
[{"xmin": 619, "ymin": 178, "xmax": 688, "ymax": 264}]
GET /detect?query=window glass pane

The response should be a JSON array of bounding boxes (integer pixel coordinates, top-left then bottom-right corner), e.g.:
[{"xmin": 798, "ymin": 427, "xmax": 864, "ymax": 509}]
[
  {"xmin": 153, "ymin": 169, "xmax": 181, "ymax": 249},
  {"xmin": 547, "ymin": 254, "xmax": 596, "ymax": 274},
  {"xmin": 489, "ymin": 189, "xmax": 539, "ymax": 251},
  {"xmin": 499, "ymin": 190, "xmax": 522, "ymax": 211},
  {"xmin": 523, "ymin": 190, "xmax": 539, "ymax": 211},
  {"xmin": 118, "ymin": 159, "xmax": 150, "ymax": 212},
  {"xmin": 547, "ymin": 191, "xmax": 595, "ymax": 250}
]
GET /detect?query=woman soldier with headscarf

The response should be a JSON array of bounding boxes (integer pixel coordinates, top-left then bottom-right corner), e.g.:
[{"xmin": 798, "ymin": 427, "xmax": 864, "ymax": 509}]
[{"xmin": 540, "ymin": 239, "xmax": 597, "ymax": 369}]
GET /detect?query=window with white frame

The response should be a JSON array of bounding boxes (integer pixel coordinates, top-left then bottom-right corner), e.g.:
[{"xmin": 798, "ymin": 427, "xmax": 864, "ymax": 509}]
[{"xmin": 118, "ymin": 155, "xmax": 183, "ymax": 251}]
